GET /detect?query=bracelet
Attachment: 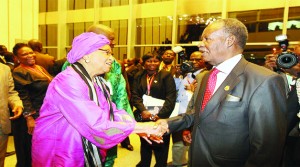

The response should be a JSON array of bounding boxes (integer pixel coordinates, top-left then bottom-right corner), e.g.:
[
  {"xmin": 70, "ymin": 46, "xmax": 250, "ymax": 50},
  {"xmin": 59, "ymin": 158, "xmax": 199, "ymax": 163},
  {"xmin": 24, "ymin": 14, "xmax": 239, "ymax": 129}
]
[
  {"xmin": 23, "ymin": 111, "xmax": 36, "ymax": 118},
  {"xmin": 150, "ymin": 115, "xmax": 155, "ymax": 121}
]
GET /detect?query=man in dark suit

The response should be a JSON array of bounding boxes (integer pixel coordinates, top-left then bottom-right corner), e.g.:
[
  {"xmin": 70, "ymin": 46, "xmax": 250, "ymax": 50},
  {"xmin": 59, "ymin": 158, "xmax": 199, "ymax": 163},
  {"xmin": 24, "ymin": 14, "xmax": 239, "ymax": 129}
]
[
  {"xmin": 156, "ymin": 18, "xmax": 287, "ymax": 166},
  {"xmin": 264, "ymin": 45, "xmax": 300, "ymax": 166}
]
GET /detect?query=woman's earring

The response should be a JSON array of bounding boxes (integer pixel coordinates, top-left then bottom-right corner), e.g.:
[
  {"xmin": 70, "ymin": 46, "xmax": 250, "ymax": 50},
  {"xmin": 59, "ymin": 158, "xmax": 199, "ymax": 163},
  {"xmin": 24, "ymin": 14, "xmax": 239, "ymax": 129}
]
[{"xmin": 85, "ymin": 59, "xmax": 90, "ymax": 63}]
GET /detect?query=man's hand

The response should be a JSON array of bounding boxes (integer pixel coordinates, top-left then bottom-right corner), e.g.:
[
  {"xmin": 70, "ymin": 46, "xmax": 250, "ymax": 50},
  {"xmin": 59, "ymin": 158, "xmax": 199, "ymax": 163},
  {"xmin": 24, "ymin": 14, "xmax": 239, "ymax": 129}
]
[
  {"xmin": 9, "ymin": 106, "xmax": 23, "ymax": 120},
  {"xmin": 264, "ymin": 54, "xmax": 277, "ymax": 70},
  {"xmin": 136, "ymin": 121, "xmax": 164, "ymax": 144},
  {"xmin": 25, "ymin": 116, "xmax": 35, "ymax": 135},
  {"xmin": 155, "ymin": 119, "xmax": 169, "ymax": 134},
  {"xmin": 182, "ymin": 129, "xmax": 192, "ymax": 144},
  {"xmin": 174, "ymin": 64, "xmax": 182, "ymax": 78},
  {"xmin": 141, "ymin": 110, "xmax": 152, "ymax": 120},
  {"xmin": 185, "ymin": 80, "xmax": 197, "ymax": 92}
]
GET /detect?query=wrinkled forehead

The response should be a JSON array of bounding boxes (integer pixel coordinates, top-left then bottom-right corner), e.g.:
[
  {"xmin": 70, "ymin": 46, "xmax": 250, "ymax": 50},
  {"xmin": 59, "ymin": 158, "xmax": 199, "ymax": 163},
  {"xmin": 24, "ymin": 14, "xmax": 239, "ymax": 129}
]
[
  {"xmin": 201, "ymin": 22, "xmax": 224, "ymax": 38},
  {"xmin": 190, "ymin": 52, "xmax": 202, "ymax": 59}
]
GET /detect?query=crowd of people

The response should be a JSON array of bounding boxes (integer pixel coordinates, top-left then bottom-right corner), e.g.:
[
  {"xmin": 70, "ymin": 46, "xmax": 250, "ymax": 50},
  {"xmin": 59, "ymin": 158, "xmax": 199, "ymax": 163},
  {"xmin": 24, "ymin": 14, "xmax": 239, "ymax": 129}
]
[{"xmin": 0, "ymin": 18, "xmax": 300, "ymax": 167}]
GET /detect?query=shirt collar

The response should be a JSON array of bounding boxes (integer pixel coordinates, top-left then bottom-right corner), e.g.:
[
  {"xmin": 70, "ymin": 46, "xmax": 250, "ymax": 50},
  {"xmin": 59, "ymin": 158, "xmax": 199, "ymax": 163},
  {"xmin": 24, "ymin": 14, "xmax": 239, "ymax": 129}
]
[{"xmin": 215, "ymin": 54, "xmax": 242, "ymax": 74}]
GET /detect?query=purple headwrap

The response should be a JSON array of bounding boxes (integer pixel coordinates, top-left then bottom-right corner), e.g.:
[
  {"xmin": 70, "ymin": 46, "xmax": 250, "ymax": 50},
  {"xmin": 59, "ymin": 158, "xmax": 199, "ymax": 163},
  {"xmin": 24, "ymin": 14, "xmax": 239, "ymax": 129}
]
[{"xmin": 67, "ymin": 32, "xmax": 110, "ymax": 63}]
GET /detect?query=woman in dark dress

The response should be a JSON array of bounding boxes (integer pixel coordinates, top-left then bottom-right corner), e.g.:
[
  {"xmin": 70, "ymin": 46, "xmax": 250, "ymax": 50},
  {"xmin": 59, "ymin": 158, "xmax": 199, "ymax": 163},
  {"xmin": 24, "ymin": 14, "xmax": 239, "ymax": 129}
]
[
  {"xmin": 12, "ymin": 43, "xmax": 53, "ymax": 167},
  {"xmin": 131, "ymin": 53, "xmax": 176, "ymax": 167}
]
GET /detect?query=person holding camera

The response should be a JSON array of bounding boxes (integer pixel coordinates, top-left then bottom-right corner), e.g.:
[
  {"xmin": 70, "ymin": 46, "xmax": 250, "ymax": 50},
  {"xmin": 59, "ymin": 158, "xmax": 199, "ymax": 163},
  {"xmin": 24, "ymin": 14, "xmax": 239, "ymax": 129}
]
[{"xmin": 264, "ymin": 44, "xmax": 300, "ymax": 166}]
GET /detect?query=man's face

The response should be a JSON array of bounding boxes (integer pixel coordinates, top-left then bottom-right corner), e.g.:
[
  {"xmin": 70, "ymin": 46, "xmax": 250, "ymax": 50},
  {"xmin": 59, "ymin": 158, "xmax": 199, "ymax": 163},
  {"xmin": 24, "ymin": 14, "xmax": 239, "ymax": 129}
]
[
  {"xmin": 190, "ymin": 52, "xmax": 205, "ymax": 70},
  {"xmin": 107, "ymin": 32, "xmax": 115, "ymax": 49},
  {"xmin": 162, "ymin": 50, "xmax": 175, "ymax": 65},
  {"xmin": 198, "ymin": 23, "xmax": 228, "ymax": 66},
  {"xmin": 284, "ymin": 63, "xmax": 300, "ymax": 77}
]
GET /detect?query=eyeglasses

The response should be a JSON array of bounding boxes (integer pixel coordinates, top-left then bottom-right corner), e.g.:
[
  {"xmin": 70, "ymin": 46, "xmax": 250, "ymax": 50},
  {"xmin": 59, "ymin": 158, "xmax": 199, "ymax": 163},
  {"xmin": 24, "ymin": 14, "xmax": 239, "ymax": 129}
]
[{"xmin": 98, "ymin": 49, "xmax": 113, "ymax": 56}]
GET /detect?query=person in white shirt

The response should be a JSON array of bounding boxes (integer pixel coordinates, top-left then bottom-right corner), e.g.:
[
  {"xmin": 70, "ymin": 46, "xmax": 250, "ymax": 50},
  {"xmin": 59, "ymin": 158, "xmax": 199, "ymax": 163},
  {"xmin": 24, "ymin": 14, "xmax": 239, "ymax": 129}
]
[{"xmin": 156, "ymin": 18, "xmax": 287, "ymax": 166}]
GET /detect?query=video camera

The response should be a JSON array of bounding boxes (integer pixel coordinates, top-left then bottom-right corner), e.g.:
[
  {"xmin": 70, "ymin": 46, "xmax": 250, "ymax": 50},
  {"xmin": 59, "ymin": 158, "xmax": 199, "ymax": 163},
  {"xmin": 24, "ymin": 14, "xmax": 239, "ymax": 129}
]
[
  {"xmin": 172, "ymin": 46, "xmax": 194, "ymax": 73},
  {"xmin": 275, "ymin": 34, "xmax": 299, "ymax": 69}
]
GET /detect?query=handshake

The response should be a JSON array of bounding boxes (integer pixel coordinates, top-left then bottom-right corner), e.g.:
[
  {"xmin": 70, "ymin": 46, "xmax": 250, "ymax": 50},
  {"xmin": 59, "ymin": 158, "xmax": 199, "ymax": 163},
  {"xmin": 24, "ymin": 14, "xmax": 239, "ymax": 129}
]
[{"xmin": 134, "ymin": 119, "xmax": 169, "ymax": 144}]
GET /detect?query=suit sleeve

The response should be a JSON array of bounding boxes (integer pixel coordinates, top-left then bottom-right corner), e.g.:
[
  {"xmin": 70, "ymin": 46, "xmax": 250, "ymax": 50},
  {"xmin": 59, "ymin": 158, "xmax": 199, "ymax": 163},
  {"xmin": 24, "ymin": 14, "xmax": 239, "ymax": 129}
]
[
  {"xmin": 245, "ymin": 74, "xmax": 287, "ymax": 166},
  {"xmin": 13, "ymin": 70, "xmax": 36, "ymax": 117},
  {"xmin": 7, "ymin": 67, "xmax": 23, "ymax": 109},
  {"xmin": 130, "ymin": 71, "xmax": 147, "ymax": 113},
  {"xmin": 157, "ymin": 72, "xmax": 177, "ymax": 118}
]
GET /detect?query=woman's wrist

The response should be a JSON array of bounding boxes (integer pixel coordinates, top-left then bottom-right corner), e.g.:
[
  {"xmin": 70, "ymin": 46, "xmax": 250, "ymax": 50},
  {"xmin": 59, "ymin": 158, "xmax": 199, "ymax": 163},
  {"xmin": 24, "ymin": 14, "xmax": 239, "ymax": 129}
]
[{"xmin": 133, "ymin": 122, "xmax": 155, "ymax": 134}]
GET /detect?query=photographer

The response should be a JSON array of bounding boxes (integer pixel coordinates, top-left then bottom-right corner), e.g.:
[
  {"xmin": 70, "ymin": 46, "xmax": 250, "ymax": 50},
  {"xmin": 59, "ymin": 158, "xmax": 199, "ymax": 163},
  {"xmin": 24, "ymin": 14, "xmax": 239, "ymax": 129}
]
[{"xmin": 264, "ymin": 44, "xmax": 300, "ymax": 166}]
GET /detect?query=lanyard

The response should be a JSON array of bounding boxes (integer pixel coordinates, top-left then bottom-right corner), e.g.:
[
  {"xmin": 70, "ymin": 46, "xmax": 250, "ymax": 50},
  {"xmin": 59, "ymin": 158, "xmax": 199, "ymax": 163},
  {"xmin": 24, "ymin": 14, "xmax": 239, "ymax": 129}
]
[
  {"xmin": 20, "ymin": 64, "xmax": 52, "ymax": 81},
  {"xmin": 146, "ymin": 73, "xmax": 156, "ymax": 95}
]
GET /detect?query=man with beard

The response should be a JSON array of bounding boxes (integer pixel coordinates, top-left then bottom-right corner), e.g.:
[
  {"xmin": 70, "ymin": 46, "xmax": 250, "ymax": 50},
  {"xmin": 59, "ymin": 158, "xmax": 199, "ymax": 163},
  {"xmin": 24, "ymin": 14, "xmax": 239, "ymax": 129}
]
[{"xmin": 159, "ymin": 50, "xmax": 177, "ymax": 76}]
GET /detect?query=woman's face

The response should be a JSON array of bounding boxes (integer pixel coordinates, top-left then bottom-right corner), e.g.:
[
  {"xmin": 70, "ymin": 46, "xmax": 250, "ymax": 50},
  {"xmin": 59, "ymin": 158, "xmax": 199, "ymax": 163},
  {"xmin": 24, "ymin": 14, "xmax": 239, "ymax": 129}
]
[
  {"xmin": 16, "ymin": 46, "xmax": 36, "ymax": 66},
  {"xmin": 90, "ymin": 44, "xmax": 114, "ymax": 75},
  {"xmin": 144, "ymin": 57, "xmax": 161, "ymax": 73}
]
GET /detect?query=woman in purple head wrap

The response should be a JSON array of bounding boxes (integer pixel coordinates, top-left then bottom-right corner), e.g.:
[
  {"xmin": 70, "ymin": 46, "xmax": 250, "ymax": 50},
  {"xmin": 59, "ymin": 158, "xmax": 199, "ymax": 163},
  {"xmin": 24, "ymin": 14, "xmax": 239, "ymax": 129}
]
[{"xmin": 31, "ymin": 32, "xmax": 164, "ymax": 167}]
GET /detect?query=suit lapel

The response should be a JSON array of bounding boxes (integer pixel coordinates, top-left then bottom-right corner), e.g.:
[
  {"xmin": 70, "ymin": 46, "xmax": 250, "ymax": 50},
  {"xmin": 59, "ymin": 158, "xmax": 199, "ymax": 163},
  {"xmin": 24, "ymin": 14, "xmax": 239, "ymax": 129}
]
[
  {"xmin": 197, "ymin": 58, "xmax": 248, "ymax": 121},
  {"xmin": 194, "ymin": 70, "xmax": 210, "ymax": 122}
]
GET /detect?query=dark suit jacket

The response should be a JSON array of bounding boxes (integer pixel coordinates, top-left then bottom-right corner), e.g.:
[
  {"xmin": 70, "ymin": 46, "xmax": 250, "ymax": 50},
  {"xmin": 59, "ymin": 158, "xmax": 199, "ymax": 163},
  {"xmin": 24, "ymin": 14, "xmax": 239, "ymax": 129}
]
[
  {"xmin": 168, "ymin": 58, "xmax": 287, "ymax": 166},
  {"xmin": 34, "ymin": 52, "xmax": 55, "ymax": 76},
  {"xmin": 130, "ymin": 69, "xmax": 176, "ymax": 119},
  {"xmin": 13, "ymin": 65, "xmax": 51, "ymax": 118}
]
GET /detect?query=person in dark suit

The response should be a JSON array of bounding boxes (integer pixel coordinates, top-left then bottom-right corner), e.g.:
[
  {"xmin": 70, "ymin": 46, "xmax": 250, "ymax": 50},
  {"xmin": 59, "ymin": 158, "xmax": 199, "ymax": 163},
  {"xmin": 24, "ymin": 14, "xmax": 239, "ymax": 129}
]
[
  {"xmin": 131, "ymin": 53, "xmax": 176, "ymax": 167},
  {"xmin": 156, "ymin": 18, "xmax": 287, "ymax": 166},
  {"xmin": 264, "ymin": 45, "xmax": 300, "ymax": 166}
]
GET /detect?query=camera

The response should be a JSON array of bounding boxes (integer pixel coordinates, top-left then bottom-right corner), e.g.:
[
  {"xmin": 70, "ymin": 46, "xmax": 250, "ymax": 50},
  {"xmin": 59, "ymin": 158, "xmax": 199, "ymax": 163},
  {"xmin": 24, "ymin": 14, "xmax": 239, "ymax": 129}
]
[
  {"xmin": 172, "ymin": 46, "xmax": 187, "ymax": 60},
  {"xmin": 275, "ymin": 34, "xmax": 298, "ymax": 69},
  {"xmin": 180, "ymin": 61, "xmax": 194, "ymax": 73},
  {"xmin": 172, "ymin": 46, "xmax": 194, "ymax": 73}
]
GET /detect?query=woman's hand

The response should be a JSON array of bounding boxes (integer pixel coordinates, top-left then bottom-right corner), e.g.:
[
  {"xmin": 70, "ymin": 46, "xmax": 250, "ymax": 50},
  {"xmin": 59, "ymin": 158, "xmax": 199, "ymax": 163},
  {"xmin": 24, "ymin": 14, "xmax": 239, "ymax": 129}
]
[
  {"xmin": 134, "ymin": 121, "xmax": 168, "ymax": 144},
  {"xmin": 25, "ymin": 116, "xmax": 35, "ymax": 135}
]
